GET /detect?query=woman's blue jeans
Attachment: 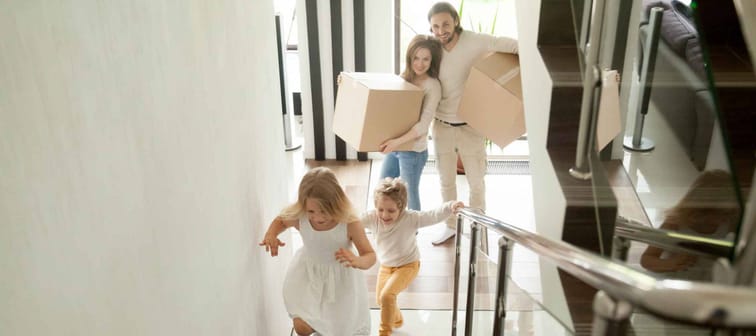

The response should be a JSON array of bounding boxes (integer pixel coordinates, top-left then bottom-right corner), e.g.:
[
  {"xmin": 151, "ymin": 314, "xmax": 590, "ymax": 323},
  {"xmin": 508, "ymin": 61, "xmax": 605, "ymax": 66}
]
[{"xmin": 379, "ymin": 150, "xmax": 429, "ymax": 210}]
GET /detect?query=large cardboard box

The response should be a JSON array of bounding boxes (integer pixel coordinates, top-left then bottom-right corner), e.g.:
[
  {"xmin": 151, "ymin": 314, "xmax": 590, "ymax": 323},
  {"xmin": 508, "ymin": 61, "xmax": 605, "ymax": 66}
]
[
  {"xmin": 458, "ymin": 53, "xmax": 525, "ymax": 149},
  {"xmin": 333, "ymin": 72, "xmax": 424, "ymax": 152}
]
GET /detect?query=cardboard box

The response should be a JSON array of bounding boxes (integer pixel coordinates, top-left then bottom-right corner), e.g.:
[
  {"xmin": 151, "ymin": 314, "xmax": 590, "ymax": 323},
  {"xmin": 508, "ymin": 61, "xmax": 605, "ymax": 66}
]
[
  {"xmin": 333, "ymin": 72, "xmax": 424, "ymax": 152},
  {"xmin": 458, "ymin": 53, "xmax": 525, "ymax": 149}
]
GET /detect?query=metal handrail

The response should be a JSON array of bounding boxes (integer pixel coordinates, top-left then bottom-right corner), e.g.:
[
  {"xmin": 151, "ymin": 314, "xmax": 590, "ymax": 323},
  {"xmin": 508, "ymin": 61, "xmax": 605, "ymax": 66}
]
[
  {"xmin": 615, "ymin": 216, "xmax": 733, "ymax": 258},
  {"xmin": 452, "ymin": 208, "xmax": 756, "ymax": 335}
]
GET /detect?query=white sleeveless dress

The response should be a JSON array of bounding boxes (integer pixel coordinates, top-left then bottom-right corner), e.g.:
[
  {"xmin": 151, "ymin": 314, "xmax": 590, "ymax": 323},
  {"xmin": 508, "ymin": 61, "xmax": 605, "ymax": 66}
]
[{"xmin": 283, "ymin": 217, "xmax": 371, "ymax": 336}]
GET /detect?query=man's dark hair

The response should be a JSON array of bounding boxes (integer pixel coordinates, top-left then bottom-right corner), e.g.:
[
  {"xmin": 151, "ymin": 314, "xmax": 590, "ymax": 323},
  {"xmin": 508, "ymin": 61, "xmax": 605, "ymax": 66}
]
[{"xmin": 427, "ymin": 2, "xmax": 463, "ymax": 34}]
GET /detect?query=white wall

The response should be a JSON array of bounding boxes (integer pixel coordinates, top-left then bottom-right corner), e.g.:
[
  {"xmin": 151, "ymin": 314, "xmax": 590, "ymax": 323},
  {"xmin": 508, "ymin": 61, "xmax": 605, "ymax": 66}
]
[
  {"xmin": 515, "ymin": 0, "xmax": 573, "ymax": 331},
  {"xmin": 0, "ymin": 0, "xmax": 292, "ymax": 334},
  {"xmin": 514, "ymin": 0, "xmax": 566, "ymax": 248}
]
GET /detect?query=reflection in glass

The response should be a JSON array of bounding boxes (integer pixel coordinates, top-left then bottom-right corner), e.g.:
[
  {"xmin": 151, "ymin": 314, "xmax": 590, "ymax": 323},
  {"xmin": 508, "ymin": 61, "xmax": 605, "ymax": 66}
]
[
  {"xmin": 619, "ymin": 0, "xmax": 752, "ymax": 281},
  {"xmin": 638, "ymin": 0, "xmax": 713, "ymax": 169},
  {"xmin": 639, "ymin": 169, "xmax": 740, "ymax": 281},
  {"xmin": 618, "ymin": 0, "xmax": 746, "ymax": 275}
]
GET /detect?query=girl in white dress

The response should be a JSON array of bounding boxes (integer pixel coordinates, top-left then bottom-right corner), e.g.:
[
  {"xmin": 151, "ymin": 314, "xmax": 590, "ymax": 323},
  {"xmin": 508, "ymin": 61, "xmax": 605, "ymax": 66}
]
[{"xmin": 260, "ymin": 167, "xmax": 376, "ymax": 336}]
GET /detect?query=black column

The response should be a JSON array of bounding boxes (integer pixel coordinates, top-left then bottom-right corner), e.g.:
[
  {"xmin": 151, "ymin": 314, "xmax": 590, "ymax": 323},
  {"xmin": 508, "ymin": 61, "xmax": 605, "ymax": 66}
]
[
  {"xmin": 331, "ymin": 0, "xmax": 347, "ymax": 160},
  {"xmin": 306, "ymin": 0, "xmax": 325, "ymax": 160},
  {"xmin": 354, "ymin": 0, "xmax": 368, "ymax": 162}
]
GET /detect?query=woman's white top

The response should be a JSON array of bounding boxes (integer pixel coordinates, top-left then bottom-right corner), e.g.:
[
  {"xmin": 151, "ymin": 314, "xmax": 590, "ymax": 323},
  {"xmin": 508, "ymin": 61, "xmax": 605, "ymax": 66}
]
[{"xmin": 407, "ymin": 77, "xmax": 442, "ymax": 152}]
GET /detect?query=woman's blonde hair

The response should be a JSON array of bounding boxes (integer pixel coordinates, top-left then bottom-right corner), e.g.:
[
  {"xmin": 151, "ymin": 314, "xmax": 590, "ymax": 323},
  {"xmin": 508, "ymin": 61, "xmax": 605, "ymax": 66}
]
[
  {"xmin": 280, "ymin": 167, "xmax": 358, "ymax": 223},
  {"xmin": 401, "ymin": 35, "xmax": 443, "ymax": 83},
  {"xmin": 373, "ymin": 177, "xmax": 409, "ymax": 210}
]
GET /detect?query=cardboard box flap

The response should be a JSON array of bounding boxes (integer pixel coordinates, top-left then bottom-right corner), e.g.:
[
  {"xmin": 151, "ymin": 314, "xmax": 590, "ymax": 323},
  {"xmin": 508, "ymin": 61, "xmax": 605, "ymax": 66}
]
[
  {"xmin": 475, "ymin": 53, "xmax": 522, "ymax": 96},
  {"xmin": 504, "ymin": 73, "xmax": 523, "ymax": 98},
  {"xmin": 475, "ymin": 53, "xmax": 519, "ymax": 77},
  {"xmin": 495, "ymin": 67, "xmax": 520, "ymax": 86},
  {"xmin": 458, "ymin": 52, "xmax": 525, "ymax": 149},
  {"xmin": 343, "ymin": 72, "xmax": 421, "ymax": 91}
]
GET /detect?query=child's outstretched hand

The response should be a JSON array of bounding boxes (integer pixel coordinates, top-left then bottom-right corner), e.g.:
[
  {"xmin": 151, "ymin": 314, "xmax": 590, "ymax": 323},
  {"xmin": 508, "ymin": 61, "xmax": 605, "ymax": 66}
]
[
  {"xmin": 259, "ymin": 236, "xmax": 285, "ymax": 257},
  {"xmin": 451, "ymin": 201, "xmax": 465, "ymax": 214},
  {"xmin": 335, "ymin": 248, "xmax": 358, "ymax": 268}
]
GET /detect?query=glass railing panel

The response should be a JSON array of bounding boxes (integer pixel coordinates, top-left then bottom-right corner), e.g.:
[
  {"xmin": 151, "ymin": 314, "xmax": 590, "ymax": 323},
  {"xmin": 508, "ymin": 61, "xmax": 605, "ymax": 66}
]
[
  {"xmin": 610, "ymin": 0, "xmax": 749, "ymax": 283},
  {"xmin": 571, "ymin": 0, "xmax": 589, "ymax": 73},
  {"xmin": 454, "ymin": 217, "xmax": 573, "ymax": 335}
]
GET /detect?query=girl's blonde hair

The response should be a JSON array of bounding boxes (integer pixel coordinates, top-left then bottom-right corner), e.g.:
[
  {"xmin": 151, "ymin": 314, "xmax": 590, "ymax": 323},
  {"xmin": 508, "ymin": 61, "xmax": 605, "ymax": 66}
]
[
  {"xmin": 373, "ymin": 177, "xmax": 409, "ymax": 210},
  {"xmin": 280, "ymin": 167, "xmax": 358, "ymax": 223},
  {"xmin": 401, "ymin": 35, "xmax": 443, "ymax": 83}
]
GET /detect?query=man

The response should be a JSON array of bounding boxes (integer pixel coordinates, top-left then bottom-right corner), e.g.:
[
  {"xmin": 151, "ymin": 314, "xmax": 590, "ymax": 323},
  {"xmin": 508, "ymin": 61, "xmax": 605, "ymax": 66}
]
[{"xmin": 428, "ymin": 2, "xmax": 519, "ymax": 245}]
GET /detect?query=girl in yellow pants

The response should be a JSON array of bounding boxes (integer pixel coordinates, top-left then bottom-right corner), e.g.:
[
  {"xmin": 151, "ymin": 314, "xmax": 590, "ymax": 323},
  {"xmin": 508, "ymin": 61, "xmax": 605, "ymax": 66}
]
[{"xmin": 361, "ymin": 178, "xmax": 463, "ymax": 335}]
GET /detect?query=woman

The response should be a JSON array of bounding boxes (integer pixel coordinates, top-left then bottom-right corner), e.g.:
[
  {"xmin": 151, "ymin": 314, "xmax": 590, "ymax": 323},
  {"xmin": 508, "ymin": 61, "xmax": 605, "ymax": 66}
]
[{"xmin": 379, "ymin": 35, "xmax": 443, "ymax": 211}]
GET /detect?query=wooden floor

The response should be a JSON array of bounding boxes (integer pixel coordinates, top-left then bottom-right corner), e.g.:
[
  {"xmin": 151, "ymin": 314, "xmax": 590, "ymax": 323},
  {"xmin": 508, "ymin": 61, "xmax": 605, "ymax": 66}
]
[{"xmin": 305, "ymin": 159, "xmax": 541, "ymax": 312}]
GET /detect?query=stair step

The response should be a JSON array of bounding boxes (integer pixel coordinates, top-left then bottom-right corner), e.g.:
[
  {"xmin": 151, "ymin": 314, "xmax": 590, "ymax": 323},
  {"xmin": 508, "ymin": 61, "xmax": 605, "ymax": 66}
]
[{"xmin": 369, "ymin": 308, "xmax": 571, "ymax": 335}]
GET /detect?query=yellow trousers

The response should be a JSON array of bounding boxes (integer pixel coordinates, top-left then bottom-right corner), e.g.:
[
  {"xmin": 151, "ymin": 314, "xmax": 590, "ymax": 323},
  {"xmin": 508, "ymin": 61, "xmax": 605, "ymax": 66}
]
[{"xmin": 376, "ymin": 260, "xmax": 420, "ymax": 336}]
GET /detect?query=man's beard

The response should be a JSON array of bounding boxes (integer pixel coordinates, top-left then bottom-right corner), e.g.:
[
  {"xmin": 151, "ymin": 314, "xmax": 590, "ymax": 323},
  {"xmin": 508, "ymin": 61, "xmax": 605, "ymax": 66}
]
[{"xmin": 440, "ymin": 31, "xmax": 456, "ymax": 45}]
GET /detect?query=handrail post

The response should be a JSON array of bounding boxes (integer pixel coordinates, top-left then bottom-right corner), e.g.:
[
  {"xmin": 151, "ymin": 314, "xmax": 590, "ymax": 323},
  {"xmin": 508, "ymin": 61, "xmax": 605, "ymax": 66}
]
[
  {"xmin": 623, "ymin": 7, "xmax": 663, "ymax": 152},
  {"xmin": 464, "ymin": 222, "xmax": 481, "ymax": 336},
  {"xmin": 570, "ymin": 0, "xmax": 608, "ymax": 180},
  {"xmin": 611, "ymin": 235, "xmax": 630, "ymax": 262},
  {"xmin": 493, "ymin": 237, "xmax": 513, "ymax": 336},
  {"xmin": 592, "ymin": 290, "xmax": 633, "ymax": 336},
  {"xmin": 451, "ymin": 214, "xmax": 465, "ymax": 336},
  {"xmin": 275, "ymin": 14, "xmax": 301, "ymax": 152}
]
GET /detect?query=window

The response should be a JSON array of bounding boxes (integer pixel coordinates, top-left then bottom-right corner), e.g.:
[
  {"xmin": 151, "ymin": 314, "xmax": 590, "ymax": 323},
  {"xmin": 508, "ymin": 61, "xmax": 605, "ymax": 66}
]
[
  {"xmin": 398, "ymin": 0, "xmax": 518, "ymax": 73},
  {"xmin": 274, "ymin": 0, "xmax": 298, "ymax": 50},
  {"xmin": 399, "ymin": 0, "xmax": 525, "ymax": 157}
]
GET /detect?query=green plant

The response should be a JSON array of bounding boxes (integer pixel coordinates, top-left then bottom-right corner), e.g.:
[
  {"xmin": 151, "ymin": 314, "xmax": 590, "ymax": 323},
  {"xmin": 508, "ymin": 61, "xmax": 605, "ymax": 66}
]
[{"xmin": 459, "ymin": 0, "xmax": 501, "ymax": 35}]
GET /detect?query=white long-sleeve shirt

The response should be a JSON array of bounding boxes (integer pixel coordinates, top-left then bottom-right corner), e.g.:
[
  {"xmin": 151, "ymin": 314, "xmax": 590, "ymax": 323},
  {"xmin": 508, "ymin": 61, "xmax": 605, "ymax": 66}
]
[
  {"xmin": 436, "ymin": 31, "xmax": 519, "ymax": 124},
  {"xmin": 361, "ymin": 201, "xmax": 456, "ymax": 267},
  {"xmin": 408, "ymin": 77, "xmax": 442, "ymax": 152}
]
